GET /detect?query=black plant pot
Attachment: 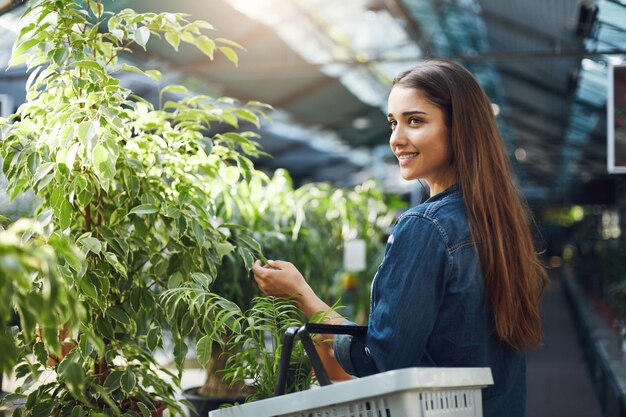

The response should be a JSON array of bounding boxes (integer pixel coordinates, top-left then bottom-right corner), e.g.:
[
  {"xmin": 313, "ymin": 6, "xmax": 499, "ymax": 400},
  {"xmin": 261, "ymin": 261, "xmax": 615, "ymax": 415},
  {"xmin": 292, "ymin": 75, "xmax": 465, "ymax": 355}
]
[{"xmin": 182, "ymin": 387, "xmax": 245, "ymax": 417}]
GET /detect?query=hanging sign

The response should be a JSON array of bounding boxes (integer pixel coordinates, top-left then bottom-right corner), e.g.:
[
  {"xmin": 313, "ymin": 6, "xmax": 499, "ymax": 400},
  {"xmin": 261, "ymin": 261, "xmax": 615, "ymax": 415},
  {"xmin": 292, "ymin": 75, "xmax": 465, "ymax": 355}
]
[{"xmin": 608, "ymin": 63, "xmax": 626, "ymax": 173}]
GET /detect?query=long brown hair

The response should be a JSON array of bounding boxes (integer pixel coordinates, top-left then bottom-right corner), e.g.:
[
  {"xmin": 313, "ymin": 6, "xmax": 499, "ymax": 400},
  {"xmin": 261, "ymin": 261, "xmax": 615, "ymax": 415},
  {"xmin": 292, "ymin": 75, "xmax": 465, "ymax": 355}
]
[{"xmin": 393, "ymin": 60, "xmax": 548, "ymax": 350}]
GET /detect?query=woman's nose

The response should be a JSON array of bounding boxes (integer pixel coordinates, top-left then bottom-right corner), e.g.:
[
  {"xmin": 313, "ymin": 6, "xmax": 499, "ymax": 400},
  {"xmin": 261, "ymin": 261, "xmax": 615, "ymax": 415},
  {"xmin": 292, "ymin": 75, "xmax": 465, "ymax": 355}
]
[{"xmin": 389, "ymin": 127, "xmax": 407, "ymax": 149}]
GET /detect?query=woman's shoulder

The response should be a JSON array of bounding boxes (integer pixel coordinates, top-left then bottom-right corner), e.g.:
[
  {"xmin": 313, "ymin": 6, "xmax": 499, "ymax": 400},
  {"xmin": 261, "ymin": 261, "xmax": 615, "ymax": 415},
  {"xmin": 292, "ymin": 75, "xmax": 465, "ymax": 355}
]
[
  {"xmin": 398, "ymin": 188, "xmax": 472, "ymax": 250},
  {"xmin": 402, "ymin": 187, "xmax": 466, "ymax": 223}
]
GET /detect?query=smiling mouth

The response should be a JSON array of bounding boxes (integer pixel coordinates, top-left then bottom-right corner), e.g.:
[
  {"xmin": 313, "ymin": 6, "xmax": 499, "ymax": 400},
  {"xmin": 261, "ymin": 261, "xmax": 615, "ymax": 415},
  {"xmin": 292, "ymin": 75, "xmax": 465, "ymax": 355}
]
[{"xmin": 397, "ymin": 152, "xmax": 419, "ymax": 160}]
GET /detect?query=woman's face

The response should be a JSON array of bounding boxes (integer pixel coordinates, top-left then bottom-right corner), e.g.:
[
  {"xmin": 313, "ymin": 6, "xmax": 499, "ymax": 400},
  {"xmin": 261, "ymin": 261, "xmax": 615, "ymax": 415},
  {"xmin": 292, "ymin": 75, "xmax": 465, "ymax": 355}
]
[{"xmin": 387, "ymin": 86, "xmax": 456, "ymax": 195}]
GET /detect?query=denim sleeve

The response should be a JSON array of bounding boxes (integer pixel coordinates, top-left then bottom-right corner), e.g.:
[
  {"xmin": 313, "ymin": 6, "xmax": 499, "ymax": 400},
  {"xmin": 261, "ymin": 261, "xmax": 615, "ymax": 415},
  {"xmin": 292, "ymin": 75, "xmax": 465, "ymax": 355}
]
[
  {"xmin": 333, "ymin": 322, "xmax": 378, "ymax": 376},
  {"xmin": 335, "ymin": 215, "xmax": 449, "ymax": 376}
]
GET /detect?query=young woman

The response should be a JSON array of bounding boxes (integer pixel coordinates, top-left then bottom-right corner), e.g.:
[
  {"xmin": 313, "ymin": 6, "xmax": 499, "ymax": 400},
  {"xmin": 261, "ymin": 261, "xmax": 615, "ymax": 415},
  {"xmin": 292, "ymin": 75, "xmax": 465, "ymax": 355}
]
[{"xmin": 252, "ymin": 59, "xmax": 547, "ymax": 417}]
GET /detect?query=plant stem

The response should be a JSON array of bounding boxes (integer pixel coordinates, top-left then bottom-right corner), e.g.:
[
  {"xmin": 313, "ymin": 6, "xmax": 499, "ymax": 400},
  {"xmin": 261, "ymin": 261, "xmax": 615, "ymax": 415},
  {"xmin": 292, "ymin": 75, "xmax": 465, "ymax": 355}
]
[{"xmin": 85, "ymin": 205, "xmax": 92, "ymax": 232}]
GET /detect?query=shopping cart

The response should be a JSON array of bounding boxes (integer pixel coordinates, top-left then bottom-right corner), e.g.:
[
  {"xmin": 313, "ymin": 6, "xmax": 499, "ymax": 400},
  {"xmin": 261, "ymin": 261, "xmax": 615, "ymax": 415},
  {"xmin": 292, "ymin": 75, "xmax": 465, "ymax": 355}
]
[{"xmin": 209, "ymin": 323, "xmax": 493, "ymax": 417}]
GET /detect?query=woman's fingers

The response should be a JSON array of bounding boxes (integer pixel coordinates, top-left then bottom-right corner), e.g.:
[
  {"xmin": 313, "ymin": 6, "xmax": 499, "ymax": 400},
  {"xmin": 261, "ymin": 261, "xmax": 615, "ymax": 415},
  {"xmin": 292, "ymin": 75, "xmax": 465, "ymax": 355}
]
[
  {"xmin": 252, "ymin": 259, "xmax": 306, "ymax": 298},
  {"xmin": 266, "ymin": 259, "xmax": 289, "ymax": 269}
]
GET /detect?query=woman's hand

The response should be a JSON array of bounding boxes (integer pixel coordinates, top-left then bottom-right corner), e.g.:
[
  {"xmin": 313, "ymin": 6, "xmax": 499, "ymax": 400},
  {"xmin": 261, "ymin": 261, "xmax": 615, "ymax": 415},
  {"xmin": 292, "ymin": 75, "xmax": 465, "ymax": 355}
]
[
  {"xmin": 252, "ymin": 259, "xmax": 352, "ymax": 381},
  {"xmin": 251, "ymin": 259, "xmax": 311, "ymax": 299}
]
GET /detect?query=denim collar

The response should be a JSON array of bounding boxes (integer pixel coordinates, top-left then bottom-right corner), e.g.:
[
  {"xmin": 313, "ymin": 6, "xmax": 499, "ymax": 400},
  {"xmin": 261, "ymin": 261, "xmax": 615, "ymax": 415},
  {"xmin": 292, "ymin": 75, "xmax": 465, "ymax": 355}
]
[{"xmin": 424, "ymin": 183, "xmax": 461, "ymax": 204}]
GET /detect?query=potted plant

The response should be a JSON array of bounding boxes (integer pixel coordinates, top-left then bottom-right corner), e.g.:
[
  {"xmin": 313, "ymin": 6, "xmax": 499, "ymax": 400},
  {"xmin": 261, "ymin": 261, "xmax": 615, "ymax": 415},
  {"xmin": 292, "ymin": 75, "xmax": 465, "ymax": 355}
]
[{"xmin": 0, "ymin": 0, "xmax": 268, "ymax": 415}]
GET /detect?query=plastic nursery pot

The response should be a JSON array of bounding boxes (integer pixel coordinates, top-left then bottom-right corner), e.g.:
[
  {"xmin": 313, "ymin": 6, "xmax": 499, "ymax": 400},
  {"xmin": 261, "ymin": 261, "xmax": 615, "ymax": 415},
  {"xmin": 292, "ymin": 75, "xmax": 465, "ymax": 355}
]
[{"xmin": 182, "ymin": 387, "xmax": 245, "ymax": 417}]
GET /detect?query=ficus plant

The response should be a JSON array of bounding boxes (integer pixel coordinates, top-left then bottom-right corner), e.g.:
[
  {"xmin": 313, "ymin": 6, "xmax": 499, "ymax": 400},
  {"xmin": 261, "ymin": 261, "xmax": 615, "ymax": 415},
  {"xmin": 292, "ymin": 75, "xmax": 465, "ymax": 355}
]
[{"xmin": 0, "ymin": 0, "xmax": 269, "ymax": 415}]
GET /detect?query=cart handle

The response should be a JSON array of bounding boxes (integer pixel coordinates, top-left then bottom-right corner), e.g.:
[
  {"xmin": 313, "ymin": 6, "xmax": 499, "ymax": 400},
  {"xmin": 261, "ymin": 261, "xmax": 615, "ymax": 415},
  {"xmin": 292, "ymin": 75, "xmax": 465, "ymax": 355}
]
[{"xmin": 274, "ymin": 323, "xmax": 367, "ymax": 396}]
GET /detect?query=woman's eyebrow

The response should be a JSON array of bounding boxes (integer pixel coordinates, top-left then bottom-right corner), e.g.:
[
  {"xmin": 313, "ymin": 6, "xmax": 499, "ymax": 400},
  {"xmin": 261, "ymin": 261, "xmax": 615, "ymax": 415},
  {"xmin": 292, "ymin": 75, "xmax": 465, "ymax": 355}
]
[{"xmin": 387, "ymin": 110, "xmax": 428, "ymax": 118}]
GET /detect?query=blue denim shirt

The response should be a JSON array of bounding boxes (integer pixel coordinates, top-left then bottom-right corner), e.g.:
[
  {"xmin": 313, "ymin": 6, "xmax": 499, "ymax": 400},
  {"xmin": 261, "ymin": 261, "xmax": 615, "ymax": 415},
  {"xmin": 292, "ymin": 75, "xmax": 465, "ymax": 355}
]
[{"xmin": 334, "ymin": 183, "xmax": 526, "ymax": 417}]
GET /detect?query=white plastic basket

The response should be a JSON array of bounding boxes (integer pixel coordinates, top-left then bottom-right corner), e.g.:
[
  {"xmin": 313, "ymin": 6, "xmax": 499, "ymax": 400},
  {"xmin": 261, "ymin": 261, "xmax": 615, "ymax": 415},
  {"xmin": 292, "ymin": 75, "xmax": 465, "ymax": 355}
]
[{"xmin": 209, "ymin": 367, "xmax": 493, "ymax": 417}]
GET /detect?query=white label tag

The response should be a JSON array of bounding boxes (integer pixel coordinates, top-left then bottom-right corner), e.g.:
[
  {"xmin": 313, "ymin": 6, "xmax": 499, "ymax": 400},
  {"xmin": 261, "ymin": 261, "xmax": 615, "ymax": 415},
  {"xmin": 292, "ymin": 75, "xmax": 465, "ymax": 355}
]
[{"xmin": 343, "ymin": 238, "xmax": 366, "ymax": 272}]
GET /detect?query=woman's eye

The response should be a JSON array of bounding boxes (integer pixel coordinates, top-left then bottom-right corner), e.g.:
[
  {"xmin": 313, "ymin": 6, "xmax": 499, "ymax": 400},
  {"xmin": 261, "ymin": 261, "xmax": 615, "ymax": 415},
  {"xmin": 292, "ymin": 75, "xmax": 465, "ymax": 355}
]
[
  {"xmin": 409, "ymin": 118, "xmax": 422, "ymax": 125},
  {"xmin": 388, "ymin": 120, "xmax": 397, "ymax": 130}
]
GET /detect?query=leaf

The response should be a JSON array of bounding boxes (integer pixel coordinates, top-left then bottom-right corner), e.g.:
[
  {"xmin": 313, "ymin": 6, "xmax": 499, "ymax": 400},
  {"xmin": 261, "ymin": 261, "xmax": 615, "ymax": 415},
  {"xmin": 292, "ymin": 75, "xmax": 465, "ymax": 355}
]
[
  {"xmin": 137, "ymin": 402, "xmax": 151, "ymax": 417},
  {"xmin": 95, "ymin": 316, "xmax": 115, "ymax": 340},
  {"xmin": 167, "ymin": 272, "xmax": 183, "ymax": 289},
  {"xmin": 25, "ymin": 65, "xmax": 42, "ymax": 92},
  {"xmin": 129, "ymin": 204, "xmax": 158, "ymax": 215},
  {"xmin": 195, "ymin": 335, "xmax": 212, "ymax": 367},
  {"xmin": 165, "ymin": 31, "xmax": 180, "ymax": 50},
  {"xmin": 111, "ymin": 29, "xmax": 124, "ymax": 42},
  {"xmin": 238, "ymin": 233, "xmax": 262, "ymax": 255},
  {"xmin": 50, "ymin": 187, "xmax": 65, "ymax": 211},
  {"xmin": 30, "ymin": 402, "xmax": 55, "ymax": 417},
  {"xmin": 92, "ymin": 144, "xmax": 116, "ymax": 181},
  {"xmin": 105, "ymin": 252, "xmax": 127, "ymax": 277},
  {"xmin": 146, "ymin": 327, "xmax": 160, "ymax": 351},
  {"xmin": 237, "ymin": 246, "xmax": 254, "ymax": 271},
  {"xmin": 221, "ymin": 165, "xmax": 240, "ymax": 185},
  {"xmin": 34, "ymin": 162, "xmax": 54, "ymax": 184},
  {"xmin": 234, "ymin": 109, "xmax": 259, "ymax": 128},
  {"xmin": 79, "ymin": 279, "xmax": 98, "ymax": 300},
  {"xmin": 78, "ymin": 336, "xmax": 94, "ymax": 358},
  {"xmin": 60, "ymin": 199, "xmax": 73, "ymax": 231},
  {"xmin": 121, "ymin": 63, "xmax": 145, "ymax": 76},
  {"xmin": 106, "ymin": 306, "xmax": 131, "ymax": 325},
  {"xmin": 200, "ymin": 137, "xmax": 213, "ymax": 155},
  {"xmin": 222, "ymin": 132, "xmax": 250, "ymax": 145},
  {"xmin": 215, "ymin": 37, "xmax": 245, "ymax": 50},
  {"xmin": 173, "ymin": 337, "xmax": 188, "ymax": 370},
  {"xmin": 195, "ymin": 36, "xmax": 215, "ymax": 59},
  {"xmin": 109, "ymin": 207, "xmax": 126, "ymax": 226},
  {"xmin": 65, "ymin": 142, "xmax": 80, "ymax": 170},
  {"xmin": 134, "ymin": 26, "xmax": 151, "ymax": 48},
  {"xmin": 215, "ymin": 242, "xmax": 234, "ymax": 258},
  {"xmin": 33, "ymin": 342, "xmax": 47, "ymax": 366},
  {"xmin": 192, "ymin": 219, "xmax": 204, "ymax": 246},
  {"xmin": 165, "ymin": 206, "xmax": 181, "ymax": 219},
  {"xmin": 13, "ymin": 38, "xmax": 39, "ymax": 57},
  {"xmin": 60, "ymin": 361, "xmax": 84, "ymax": 392},
  {"xmin": 8, "ymin": 53, "xmax": 29, "ymax": 68},
  {"xmin": 145, "ymin": 69, "xmax": 161, "ymax": 81},
  {"xmin": 221, "ymin": 112, "xmax": 238, "ymax": 127},
  {"xmin": 130, "ymin": 288, "xmax": 141, "ymax": 313},
  {"xmin": 161, "ymin": 85, "xmax": 188, "ymax": 95},
  {"xmin": 70, "ymin": 406, "xmax": 85, "ymax": 417},
  {"xmin": 103, "ymin": 370, "xmax": 123, "ymax": 393},
  {"xmin": 77, "ymin": 121, "xmax": 98, "ymax": 147},
  {"xmin": 120, "ymin": 370, "xmax": 136, "ymax": 393},
  {"xmin": 79, "ymin": 237, "xmax": 102, "ymax": 254},
  {"xmin": 73, "ymin": 60, "xmax": 103, "ymax": 71},
  {"xmin": 52, "ymin": 48, "xmax": 70, "ymax": 66},
  {"xmin": 191, "ymin": 272, "xmax": 213, "ymax": 288},
  {"xmin": 219, "ymin": 46, "xmax": 238, "ymax": 66}
]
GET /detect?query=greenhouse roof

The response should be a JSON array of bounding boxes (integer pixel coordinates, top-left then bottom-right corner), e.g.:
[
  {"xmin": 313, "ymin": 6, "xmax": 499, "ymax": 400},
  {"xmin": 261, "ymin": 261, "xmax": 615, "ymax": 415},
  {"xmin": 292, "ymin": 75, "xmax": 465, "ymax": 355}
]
[{"xmin": 1, "ymin": 0, "xmax": 625, "ymax": 203}]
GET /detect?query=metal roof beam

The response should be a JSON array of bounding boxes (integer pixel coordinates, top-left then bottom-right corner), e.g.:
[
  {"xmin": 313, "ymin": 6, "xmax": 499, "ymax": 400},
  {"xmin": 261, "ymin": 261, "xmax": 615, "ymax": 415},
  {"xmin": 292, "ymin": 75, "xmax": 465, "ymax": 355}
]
[
  {"xmin": 432, "ymin": 0, "xmax": 569, "ymax": 47},
  {"xmin": 502, "ymin": 113, "xmax": 565, "ymax": 146},
  {"xmin": 498, "ymin": 66, "xmax": 604, "ymax": 112},
  {"xmin": 504, "ymin": 96, "xmax": 569, "ymax": 126},
  {"xmin": 382, "ymin": 0, "xmax": 430, "ymax": 54}
]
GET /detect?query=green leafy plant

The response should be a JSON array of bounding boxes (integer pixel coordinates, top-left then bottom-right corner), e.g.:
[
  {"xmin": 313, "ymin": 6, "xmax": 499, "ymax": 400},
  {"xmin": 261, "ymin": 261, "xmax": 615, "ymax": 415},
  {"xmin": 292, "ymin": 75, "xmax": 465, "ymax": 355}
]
[
  {"xmin": 221, "ymin": 297, "xmax": 314, "ymax": 402},
  {"xmin": 0, "ymin": 216, "xmax": 83, "ymax": 377},
  {"xmin": 0, "ymin": 0, "xmax": 268, "ymax": 415},
  {"xmin": 176, "ymin": 169, "xmax": 400, "ymax": 401},
  {"xmin": 219, "ymin": 169, "xmax": 401, "ymax": 319}
]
